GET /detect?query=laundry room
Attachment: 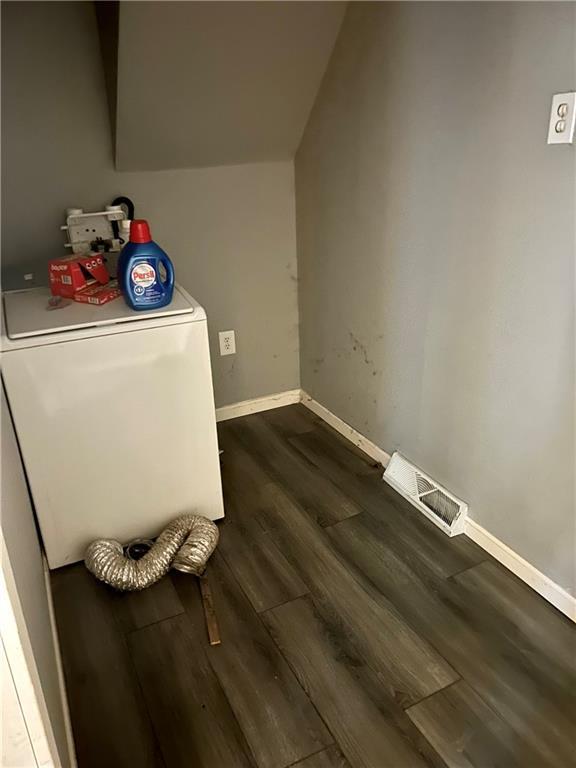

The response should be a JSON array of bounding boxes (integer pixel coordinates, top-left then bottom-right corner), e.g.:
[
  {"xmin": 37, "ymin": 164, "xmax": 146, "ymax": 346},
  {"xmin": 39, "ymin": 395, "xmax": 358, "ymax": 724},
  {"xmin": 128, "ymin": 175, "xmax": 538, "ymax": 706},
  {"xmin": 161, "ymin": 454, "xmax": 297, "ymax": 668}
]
[{"xmin": 1, "ymin": 2, "xmax": 575, "ymax": 768}]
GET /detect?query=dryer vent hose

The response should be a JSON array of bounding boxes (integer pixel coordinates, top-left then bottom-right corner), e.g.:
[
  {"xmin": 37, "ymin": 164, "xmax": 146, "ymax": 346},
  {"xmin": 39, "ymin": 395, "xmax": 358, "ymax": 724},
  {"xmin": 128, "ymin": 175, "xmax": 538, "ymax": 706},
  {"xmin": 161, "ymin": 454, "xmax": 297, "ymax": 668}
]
[{"xmin": 85, "ymin": 514, "xmax": 219, "ymax": 591}]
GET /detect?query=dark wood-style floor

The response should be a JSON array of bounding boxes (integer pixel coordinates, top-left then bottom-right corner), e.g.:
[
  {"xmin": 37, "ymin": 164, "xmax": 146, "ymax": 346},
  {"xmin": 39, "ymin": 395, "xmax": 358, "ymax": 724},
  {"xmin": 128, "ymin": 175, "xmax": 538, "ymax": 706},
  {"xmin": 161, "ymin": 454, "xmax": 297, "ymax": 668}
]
[{"xmin": 52, "ymin": 404, "xmax": 576, "ymax": 768}]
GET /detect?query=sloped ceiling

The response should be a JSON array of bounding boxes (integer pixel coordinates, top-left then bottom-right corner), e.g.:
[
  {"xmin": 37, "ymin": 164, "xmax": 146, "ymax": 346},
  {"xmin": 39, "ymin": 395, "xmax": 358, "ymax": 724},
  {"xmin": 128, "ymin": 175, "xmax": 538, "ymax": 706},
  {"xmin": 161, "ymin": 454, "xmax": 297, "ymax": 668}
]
[{"xmin": 114, "ymin": 1, "xmax": 346, "ymax": 171}]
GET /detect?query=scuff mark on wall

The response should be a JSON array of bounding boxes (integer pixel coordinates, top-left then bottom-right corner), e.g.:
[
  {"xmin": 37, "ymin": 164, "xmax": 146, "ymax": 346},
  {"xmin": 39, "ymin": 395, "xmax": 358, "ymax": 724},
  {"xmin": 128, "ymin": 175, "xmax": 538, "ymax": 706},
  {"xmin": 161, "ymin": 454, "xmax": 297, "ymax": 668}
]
[{"xmin": 348, "ymin": 331, "xmax": 374, "ymax": 366}]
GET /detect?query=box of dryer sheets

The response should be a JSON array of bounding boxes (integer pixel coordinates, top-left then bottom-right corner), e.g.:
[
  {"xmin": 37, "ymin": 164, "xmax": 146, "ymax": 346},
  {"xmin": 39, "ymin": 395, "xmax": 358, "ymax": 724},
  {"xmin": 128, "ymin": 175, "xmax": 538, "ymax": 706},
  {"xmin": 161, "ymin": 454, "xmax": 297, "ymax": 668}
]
[
  {"xmin": 49, "ymin": 254, "xmax": 109, "ymax": 298},
  {"xmin": 73, "ymin": 280, "xmax": 121, "ymax": 306}
]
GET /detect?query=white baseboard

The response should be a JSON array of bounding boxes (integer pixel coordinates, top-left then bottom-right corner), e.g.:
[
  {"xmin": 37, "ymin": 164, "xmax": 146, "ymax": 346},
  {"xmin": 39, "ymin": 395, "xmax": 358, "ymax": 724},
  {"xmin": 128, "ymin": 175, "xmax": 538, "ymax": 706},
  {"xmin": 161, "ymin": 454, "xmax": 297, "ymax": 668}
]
[
  {"xmin": 300, "ymin": 391, "xmax": 391, "ymax": 467},
  {"xmin": 215, "ymin": 389, "xmax": 301, "ymax": 422},
  {"xmin": 218, "ymin": 388, "xmax": 575, "ymax": 622},
  {"xmin": 465, "ymin": 519, "xmax": 576, "ymax": 622}
]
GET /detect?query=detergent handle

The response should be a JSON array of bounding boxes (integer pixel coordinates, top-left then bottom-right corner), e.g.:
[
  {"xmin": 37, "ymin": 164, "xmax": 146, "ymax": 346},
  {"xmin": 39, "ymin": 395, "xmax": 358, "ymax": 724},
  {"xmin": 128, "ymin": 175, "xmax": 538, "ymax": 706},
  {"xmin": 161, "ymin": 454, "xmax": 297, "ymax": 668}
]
[{"xmin": 160, "ymin": 254, "xmax": 175, "ymax": 290}]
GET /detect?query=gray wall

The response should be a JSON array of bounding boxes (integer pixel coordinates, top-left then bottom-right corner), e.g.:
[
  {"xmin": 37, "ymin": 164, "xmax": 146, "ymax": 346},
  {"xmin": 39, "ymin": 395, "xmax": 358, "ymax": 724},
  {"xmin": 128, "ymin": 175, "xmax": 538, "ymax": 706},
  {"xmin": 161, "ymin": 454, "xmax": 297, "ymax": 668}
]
[
  {"xmin": 116, "ymin": 1, "xmax": 345, "ymax": 170},
  {"xmin": 296, "ymin": 2, "xmax": 575, "ymax": 592},
  {"xmin": 1, "ymin": 1, "xmax": 300, "ymax": 407}
]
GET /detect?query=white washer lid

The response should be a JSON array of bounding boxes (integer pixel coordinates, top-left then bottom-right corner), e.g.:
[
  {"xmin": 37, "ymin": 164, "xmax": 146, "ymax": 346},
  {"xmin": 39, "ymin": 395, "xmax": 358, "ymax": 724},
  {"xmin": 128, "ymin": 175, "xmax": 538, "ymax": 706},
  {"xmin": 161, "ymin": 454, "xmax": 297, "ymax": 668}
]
[{"xmin": 2, "ymin": 285, "xmax": 204, "ymax": 340}]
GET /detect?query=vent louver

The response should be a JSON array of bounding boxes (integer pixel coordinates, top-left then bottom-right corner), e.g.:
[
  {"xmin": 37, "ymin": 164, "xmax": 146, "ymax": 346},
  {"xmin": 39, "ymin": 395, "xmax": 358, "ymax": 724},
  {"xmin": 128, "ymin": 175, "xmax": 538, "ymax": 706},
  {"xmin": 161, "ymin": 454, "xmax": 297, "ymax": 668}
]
[{"xmin": 383, "ymin": 453, "xmax": 468, "ymax": 535}]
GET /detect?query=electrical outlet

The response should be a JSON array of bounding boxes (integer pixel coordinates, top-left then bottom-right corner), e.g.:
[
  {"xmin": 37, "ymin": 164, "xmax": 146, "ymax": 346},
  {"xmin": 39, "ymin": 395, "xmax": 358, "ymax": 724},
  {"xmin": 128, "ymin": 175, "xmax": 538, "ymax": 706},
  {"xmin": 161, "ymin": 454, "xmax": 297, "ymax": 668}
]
[
  {"xmin": 219, "ymin": 330, "xmax": 236, "ymax": 356},
  {"xmin": 547, "ymin": 92, "xmax": 576, "ymax": 144}
]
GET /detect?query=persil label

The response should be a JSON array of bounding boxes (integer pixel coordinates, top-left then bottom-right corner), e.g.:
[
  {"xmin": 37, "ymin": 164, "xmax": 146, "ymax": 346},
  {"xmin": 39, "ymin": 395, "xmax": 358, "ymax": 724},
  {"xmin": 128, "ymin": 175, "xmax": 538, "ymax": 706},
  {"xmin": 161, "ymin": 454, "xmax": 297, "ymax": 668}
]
[{"xmin": 131, "ymin": 262, "xmax": 156, "ymax": 288}]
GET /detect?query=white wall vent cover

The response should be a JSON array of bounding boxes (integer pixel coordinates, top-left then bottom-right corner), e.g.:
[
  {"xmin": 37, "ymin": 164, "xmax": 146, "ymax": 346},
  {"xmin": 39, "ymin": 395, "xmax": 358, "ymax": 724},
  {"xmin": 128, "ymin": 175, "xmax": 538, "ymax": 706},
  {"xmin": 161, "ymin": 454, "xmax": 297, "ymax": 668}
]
[{"xmin": 383, "ymin": 452, "xmax": 468, "ymax": 536}]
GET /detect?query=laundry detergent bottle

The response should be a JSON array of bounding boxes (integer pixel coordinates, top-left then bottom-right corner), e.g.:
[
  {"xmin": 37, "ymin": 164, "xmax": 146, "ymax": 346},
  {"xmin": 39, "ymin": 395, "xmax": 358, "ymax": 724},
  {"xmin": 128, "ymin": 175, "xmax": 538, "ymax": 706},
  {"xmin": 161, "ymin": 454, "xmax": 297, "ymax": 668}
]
[{"xmin": 120, "ymin": 220, "xmax": 175, "ymax": 310}]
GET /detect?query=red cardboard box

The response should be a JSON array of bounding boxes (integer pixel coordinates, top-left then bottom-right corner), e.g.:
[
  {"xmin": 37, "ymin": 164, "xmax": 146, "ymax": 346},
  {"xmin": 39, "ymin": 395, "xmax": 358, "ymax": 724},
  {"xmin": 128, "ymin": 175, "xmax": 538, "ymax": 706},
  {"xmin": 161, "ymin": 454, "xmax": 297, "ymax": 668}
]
[
  {"xmin": 49, "ymin": 254, "xmax": 109, "ymax": 298},
  {"xmin": 73, "ymin": 281, "xmax": 122, "ymax": 306}
]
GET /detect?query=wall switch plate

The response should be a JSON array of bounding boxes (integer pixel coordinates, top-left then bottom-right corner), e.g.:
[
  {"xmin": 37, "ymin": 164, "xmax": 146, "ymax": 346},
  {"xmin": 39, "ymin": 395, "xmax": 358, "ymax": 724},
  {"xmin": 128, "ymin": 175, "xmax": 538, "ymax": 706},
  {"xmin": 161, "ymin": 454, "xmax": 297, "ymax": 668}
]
[
  {"xmin": 547, "ymin": 92, "xmax": 576, "ymax": 144},
  {"xmin": 219, "ymin": 330, "xmax": 236, "ymax": 356}
]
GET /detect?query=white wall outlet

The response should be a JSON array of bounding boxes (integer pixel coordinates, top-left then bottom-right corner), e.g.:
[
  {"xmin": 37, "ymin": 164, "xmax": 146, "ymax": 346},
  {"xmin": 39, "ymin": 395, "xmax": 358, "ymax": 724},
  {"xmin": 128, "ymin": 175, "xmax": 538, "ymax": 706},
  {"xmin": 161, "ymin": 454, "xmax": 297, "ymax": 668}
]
[
  {"xmin": 219, "ymin": 330, "xmax": 236, "ymax": 356},
  {"xmin": 547, "ymin": 92, "xmax": 576, "ymax": 144}
]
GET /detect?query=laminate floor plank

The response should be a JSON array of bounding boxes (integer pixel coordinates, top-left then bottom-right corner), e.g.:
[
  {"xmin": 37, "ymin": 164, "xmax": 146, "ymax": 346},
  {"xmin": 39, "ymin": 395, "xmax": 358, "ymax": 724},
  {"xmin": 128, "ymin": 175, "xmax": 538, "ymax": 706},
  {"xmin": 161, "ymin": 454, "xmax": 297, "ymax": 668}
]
[
  {"xmin": 289, "ymin": 419, "xmax": 383, "ymax": 477},
  {"xmin": 290, "ymin": 745, "xmax": 352, "ymax": 768},
  {"xmin": 219, "ymin": 516, "xmax": 309, "ymax": 612},
  {"xmin": 51, "ymin": 565, "xmax": 164, "ymax": 768},
  {"xmin": 406, "ymin": 680, "xmax": 526, "ymax": 768},
  {"xmin": 111, "ymin": 575, "xmax": 185, "ymax": 633},
  {"xmin": 52, "ymin": 406, "xmax": 576, "ymax": 768},
  {"xmin": 172, "ymin": 556, "xmax": 332, "ymax": 768},
  {"xmin": 259, "ymin": 403, "xmax": 321, "ymax": 437},
  {"xmin": 451, "ymin": 562, "xmax": 576, "ymax": 717},
  {"xmin": 128, "ymin": 613, "xmax": 256, "ymax": 768},
  {"xmin": 223, "ymin": 415, "xmax": 363, "ymax": 526},
  {"xmin": 263, "ymin": 595, "xmax": 438, "ymax": 768},
  {"xmin": 326, "ymin": 512, "xmax": 576, "ymax": 767},
  {"xmin": 451, "ymin": 560, "xmax": 576, "ymax": 670},
  {"xmin": 257, "ymin": 482, "xmax": 459, "ymax": 706},
  {"xmin": 289, "ymin": 429, "xmax": 487, "ymax": 577},
  {"xmin": 218, "ymin": 431, "xmax": 310, "ymax": 611},
  {"xmin": 264, "ymin": 403, "xmax": 381, "ymax": 476},
  {"xmin": 218, "ymin": 425, "xmax": 275, "ymax": 526}
]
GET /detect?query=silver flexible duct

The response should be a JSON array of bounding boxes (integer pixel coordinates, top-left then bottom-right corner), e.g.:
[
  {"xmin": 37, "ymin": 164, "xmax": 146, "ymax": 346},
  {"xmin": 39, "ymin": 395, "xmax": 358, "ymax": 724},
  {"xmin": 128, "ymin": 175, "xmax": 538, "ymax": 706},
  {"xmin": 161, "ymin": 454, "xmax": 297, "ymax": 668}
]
[{"xmin": 85, "ymin": 514, "xmax": 219, "ymax": 591}]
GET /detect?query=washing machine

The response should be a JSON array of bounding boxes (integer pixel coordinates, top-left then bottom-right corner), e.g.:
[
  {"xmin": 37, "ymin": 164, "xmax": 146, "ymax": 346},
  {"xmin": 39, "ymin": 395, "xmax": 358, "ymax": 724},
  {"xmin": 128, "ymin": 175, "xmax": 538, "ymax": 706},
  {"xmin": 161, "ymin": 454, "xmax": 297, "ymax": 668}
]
[{"xmin": 1, "ymin": 285, "xmax": 224, "ymax": 568}]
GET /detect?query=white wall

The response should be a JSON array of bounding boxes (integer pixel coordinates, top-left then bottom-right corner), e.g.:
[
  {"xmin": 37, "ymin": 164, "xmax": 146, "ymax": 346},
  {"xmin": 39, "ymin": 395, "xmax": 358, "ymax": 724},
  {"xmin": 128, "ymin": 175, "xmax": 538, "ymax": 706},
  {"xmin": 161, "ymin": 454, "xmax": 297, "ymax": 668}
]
[
  {"xmin": 296, "ymin": 2, "xmax": 576, "ymax": 593},
  {"xmin": 2, "ymin": 387, "xmax": 72, "ymax": 767},
  {"xmin": 1, "ymin": 1, "xmax": 300, "ymax": 407},
  {"xmin": 1, "ymin": 643, "xmax": 38, "ymax": 767}
]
